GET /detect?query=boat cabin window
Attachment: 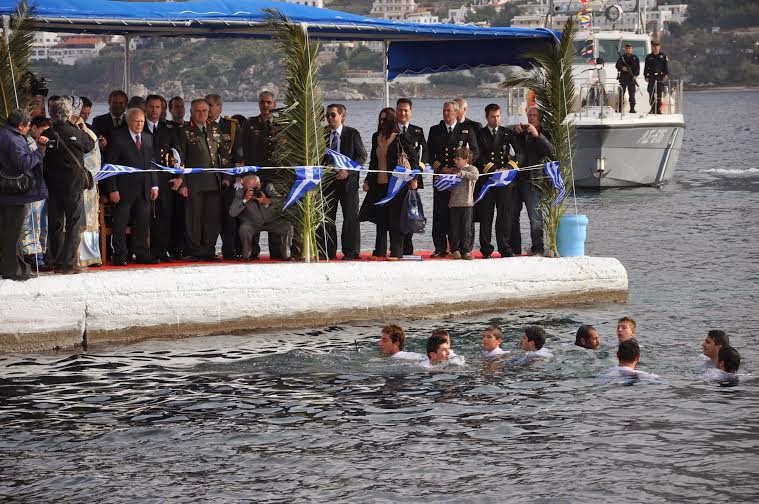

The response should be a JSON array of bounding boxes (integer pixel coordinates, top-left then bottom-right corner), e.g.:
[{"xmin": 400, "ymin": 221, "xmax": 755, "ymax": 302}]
[{"xmin": 597, "ymin": 39, "xmax": 648, "ymax": 62}]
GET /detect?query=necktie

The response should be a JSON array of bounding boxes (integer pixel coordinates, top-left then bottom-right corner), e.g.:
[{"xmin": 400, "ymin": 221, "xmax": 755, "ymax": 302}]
[
  {"xmin": 402, "ymin": 125, "xmax": 407, "ymax": 134},
  {"xmin": 201, "ymin": 126, "xmax": 206, "ymax": 136},
  {"xmin": 330, "ymin": 131, "xmax": 338, "ymax": 150},
  {"xmin": 492, "ymin": 128, "xmax": 496, "ymax": 138},
  {"xmin": 114, "ymin": 117, "xmax": 121, "ymax": 127},
  {"xmin": 448, "ymin": 126, "xmax": 452, "ymax": 135},
  {"xmin": 135, "ymin": 134, "xmax": 141, "ymax": 151}
]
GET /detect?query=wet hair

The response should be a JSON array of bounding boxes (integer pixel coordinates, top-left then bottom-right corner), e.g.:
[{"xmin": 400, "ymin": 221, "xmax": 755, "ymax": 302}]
[
  {"xmin": 454, "ymin": 146, "xmax": 473, "ymax": 163},
  {"xmin": 80, "ymin": 96, "xmax": 92, "ymax": 108},
  {"xmin": 6, "ymin": 109, "xmax": 31, "ymax": 128},
  {"xmin": 707, "ymin": 330, "xmax": 729, "ymax": 348},
  {"xmin": 485, "ymin": 103, "xmax": 500, "ymax": 116},
  {"xmin": 108, "ymin": 90, "xmax": 128, "ymax": 103},
  {"xmin": 484, "ymin": 326, "xmax": 503, "ymax": 341},
  {"xmin": 379, "ymin": 107, "xmax": 397, "ymax": 138},
  {"xmin": 575, "ymin": 324, "xmax": 597, "ymax": 348},
  {"xmin": 524, "ymin": 326, "xmax": 546, "ymax": 350},
  {"xmin": 48, "ymin": 97, "xmax": 73, "ymax": 123},
  {"xmin": 427, "ymin": 333, "xmax": 448, "ymax": 357},
  {"xmin": 31, "ymin": 116, "xmax": 52, "ymax": 129},
  {"xmin": 382, "ymin": 324, "xmax": 405, "ymax": 351},
  {"xmin": 718, "ymin": 346, "xmax": 740, "ymax": 373},
  {"xmin": 617, "ymin": 338, "xmax": 640, "ymax": 364},
  {"xmin": 431, "ymin": 328, "xmax": 450, "ymax": 342},
  {"xmin": 396, "ymin": 97, "xmax": 413, "ymax": 109},
  {"xmin": 617, "ymin": 316, "xmax": 637, "ymax": 331}
]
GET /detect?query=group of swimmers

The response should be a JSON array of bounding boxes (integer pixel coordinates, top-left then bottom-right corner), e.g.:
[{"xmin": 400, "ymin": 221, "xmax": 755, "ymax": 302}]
[{"xmin": 377, "ymin": 316, "xmax": 743, "ymax": 379}]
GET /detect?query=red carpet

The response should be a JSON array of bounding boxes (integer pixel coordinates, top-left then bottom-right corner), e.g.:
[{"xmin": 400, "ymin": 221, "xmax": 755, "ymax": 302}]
[{"xmin": 93, "ymin": 250, "xmax": 520, "ymax": 271}]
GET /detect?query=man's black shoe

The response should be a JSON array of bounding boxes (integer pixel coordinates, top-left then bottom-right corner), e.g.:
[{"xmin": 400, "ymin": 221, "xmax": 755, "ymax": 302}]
[
  {"xmin": 112, "ymin": 257, "xmax": 128, "ymax": 266},
  {"xmin": 136, "ymin": 256, "xmax": 159, "ymax": 265},
  {"xmin": 431, "ymin": 251, "xmax": 447, "ymax": 258},
  {"xmin": 2, "ymin": 273, "xmax": 31, "ymax": 281},
  {"xmin": 500, "ymin": 250, "xmax": 515, "ymax": 258},
  {"xmin": 481, "ymin": 252, "xmax": 491, "ymax": 259}
]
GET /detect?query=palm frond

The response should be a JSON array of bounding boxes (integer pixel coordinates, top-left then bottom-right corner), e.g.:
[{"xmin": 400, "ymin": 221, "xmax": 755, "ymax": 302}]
[
  {"xmin": 502, "ymin": 17, "xmax": 578, "ymax": 256},
  {"xmin": 0, "ymin": 0, "xmax": 35, "ymax": 125},
  {"xmin": 266, "ymin": 9, "xmax": 332, "ymax": 262}
]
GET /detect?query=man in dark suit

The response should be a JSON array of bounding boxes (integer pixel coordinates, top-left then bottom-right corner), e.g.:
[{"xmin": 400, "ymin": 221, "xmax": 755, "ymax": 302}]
[
  {"xmin": 321, "ymin": 103, "xmax": 368, "ymax": 260},
  {"xmin": 206, "ymin": 93, "xmax": 242, "ymax": 260},
  {"xmin": 475, "ymin": 104, "xmax": 518, "ymax": 258},
  {"xmin": 427, "ymin": 100, "xmax": 479, "ymax": 257},
  {"xmin": 104, "ymin": 108, "xmax": 159, "ymax": 265},
  {"xmin": 396, "ymin": 97, "xmax": 427, "ymax": 255},
  {"xmin": 235, "ymin": 90, "xmax": 281, "ymax": 258},
  {"xmin": 144, "ymin": 94, "xmax": 180, "ymax": 262},
  {"xmin": 175, "ymin": 98, "xmax": 224, "ymax": 261},
  {"xmin": 91, "ymin": 89, "xmax": 128, "ymax": 152}
]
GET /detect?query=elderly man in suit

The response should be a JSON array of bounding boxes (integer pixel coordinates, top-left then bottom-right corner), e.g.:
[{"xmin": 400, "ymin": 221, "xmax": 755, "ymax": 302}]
[
  {"xmin": 104, "ymin": 107, "xmax": 159, "ymax": 265},
  {"xmin": 320, "ymin": 103, "xmax": 368, "ymax": 260}
]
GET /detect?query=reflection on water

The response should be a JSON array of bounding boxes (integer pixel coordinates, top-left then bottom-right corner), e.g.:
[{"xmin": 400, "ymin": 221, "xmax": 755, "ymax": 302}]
[{"xmin": 3, "ymin": 91, "xmax": 759, "ymax": 502}]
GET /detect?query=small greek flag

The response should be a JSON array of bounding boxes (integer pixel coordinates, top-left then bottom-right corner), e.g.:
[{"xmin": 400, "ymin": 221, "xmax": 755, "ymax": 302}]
[
  {"xmin": 543, "ymin": 161, "xmax": 566, "ymax": 206},
  {"xmin": 433, "ymin": 174, "xmax": 462, "ymax": 191},
  {"xmin": 375, "ymin": 166, "xmax": 419, "ymax": 205},
  {"xmin": 94, "ymin": 164, "xmax": 142, "ymax": 182},
  {"xmin": 283, "ymin": 166, "xmax": 323, "ymax": 210},
  {"xmin": 473, "ymin": 169, "xmax": 518, "ymax": 204},
  {"xmin": 325, "ymin": 148, "xmax": 363, "ymax": 171},
  {"xmin": 221, "ymin": 166, "xmax": 260, "ymax": 176}
]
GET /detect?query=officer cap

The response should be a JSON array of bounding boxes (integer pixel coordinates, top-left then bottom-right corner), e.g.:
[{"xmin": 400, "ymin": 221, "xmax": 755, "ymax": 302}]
[{"xmin": 624, "ymin": 43, "xmax": 632, "ymax": 48}]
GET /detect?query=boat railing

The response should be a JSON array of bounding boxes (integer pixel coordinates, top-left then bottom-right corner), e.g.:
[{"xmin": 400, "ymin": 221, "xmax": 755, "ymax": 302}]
[{"xmin": 576, "ymin": 80, "xmax": 685, "ymax": 117}]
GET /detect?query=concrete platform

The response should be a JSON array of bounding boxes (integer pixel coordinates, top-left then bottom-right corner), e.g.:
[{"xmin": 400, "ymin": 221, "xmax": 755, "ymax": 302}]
[{"xmin": 0, "ymin": 256, "xmax": 628, "ymax": 353}]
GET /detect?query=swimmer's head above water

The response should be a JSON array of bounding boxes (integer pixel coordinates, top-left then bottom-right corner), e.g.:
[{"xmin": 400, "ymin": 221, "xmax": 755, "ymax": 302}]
[
  {"xmin": 703, "ymin": 329, "xmax": 730, "ymax": 366},
  {"xmin": 617, "ymin": 339, "xmax": 641, "ymax": 369},
  {"xmin": 521, "ymin": 326, "xmax": 547, "ymax": 352},
  {"xmin": 482, "ymin": 326, "xmax": 503, "ymax": 353},
  {"xmin": 575, "ymin": 325, "xmax": 600, "ymax": 350},
  {"xmin": 616, "ymin": 317, "xmax": 637, "ymax": 343},
  {"xmin": 427, "ymin": 334, "xmax": 451, "ymax": 365},
  {"xmin": 379, "ymin": 324, "xmax": 405, "ymax": 356},
  {"xmin": 718, "ymin": 346, "xmax": 740, "ymax": 374}
]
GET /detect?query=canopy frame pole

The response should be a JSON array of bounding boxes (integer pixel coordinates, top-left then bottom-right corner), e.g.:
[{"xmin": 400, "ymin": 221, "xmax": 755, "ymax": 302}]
[
  {"xmin": 383, "ymin": 40, "xmax": 389, "ymax": 108},
  {"xmin": 124, "ymin": 34, "xmax": 131, "ymax": 95}
]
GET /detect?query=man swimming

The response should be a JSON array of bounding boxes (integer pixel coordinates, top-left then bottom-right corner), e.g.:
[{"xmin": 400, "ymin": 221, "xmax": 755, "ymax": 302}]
[
  {"xmin": 701, "ymin": 330, "xmax": 730, "ymax": 368},
  {"xmin": 616, "ymin": 316, "xmax": 637, "ymax": 343},
  {"xmin": 378, "ymin": 324, "xmax": 424, "ymax": 361}
]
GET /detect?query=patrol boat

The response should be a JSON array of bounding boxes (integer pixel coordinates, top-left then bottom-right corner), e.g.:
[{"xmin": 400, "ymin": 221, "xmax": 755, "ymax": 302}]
[{"xmin": 567, "ymin": 29, "xmax": 685, "ymax": 188}]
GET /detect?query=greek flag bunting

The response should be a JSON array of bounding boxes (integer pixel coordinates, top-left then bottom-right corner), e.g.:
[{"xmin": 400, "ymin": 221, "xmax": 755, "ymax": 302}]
[
  {"xmin": 375, "ymin": 166, "xmax": 419, "ymax": 205},
  {"xmin": 325, "ymin": 148, "xmax": 363, "ymax": 171},
  {"xmin": 433, "ymin": 174, "xmax": 462, "ymax": 191},
  {"xmin": 151, "ymin": 162, "xmax": 260, "ymax": 176},
  {"xmin": 94, "ymin": 164, "xmax": 142, "ymax": 182},
  {"xmin": 543, "ymin": 161, "xmax": 566, "ymax": 206},
  {"xmin": 473, "ymin": 169, "xmax": 518, "ymax": 204},
  {"xmin": 283, "ymin": 167, "xmax": 323, "ymax": 210}
]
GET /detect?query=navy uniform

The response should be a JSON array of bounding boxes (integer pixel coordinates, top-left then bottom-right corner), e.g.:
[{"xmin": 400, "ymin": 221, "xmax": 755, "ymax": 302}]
[
  {"xmin": 427, "ymin": 121, "xmax": 479, "ymax": 256},
  {"xmin": 474, "ymin": 125, "xmax": 518, "ymax": 258},
  {"xmin": 145, "ymin": 119, "xmax": 181, "ymax": 261},
  {"xmin": 235, "ymin": 114, "xmax": 282, "ymax": 258},
  {"xmin": 643, "ymin": 45, "xmax": 669, "ymax": 114},
  {"xmin": 213, "ymin": 116, "xmax": 242, "ymax": 260},
  {"xmin": 615, "ymin": 47, "xmax": 640, "ymax": 112},
  {"xmin": 176, "ymin": 122, "xmax": 225, "ymax": 260},
  {"xmin": 398, "ymin": 122, "xmax": 427, "ymax": 255}
]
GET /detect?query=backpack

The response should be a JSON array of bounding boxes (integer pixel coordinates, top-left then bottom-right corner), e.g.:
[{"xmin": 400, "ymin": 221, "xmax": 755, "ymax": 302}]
[{"xmin": 400, "ymin": 189, "xmax": 426, "ymax": 234}]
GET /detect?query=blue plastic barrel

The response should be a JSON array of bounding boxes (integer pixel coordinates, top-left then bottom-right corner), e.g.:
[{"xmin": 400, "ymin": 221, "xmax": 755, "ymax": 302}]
[{"xmin": 556, "ymin": 214, "xmax": 589, "ymax": 257}]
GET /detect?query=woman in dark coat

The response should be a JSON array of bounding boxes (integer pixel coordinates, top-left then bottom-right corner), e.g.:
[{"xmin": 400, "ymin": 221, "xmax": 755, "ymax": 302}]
[{"xmin": 360, "ymin": 108, "xmax": 420, "ymax": 259}]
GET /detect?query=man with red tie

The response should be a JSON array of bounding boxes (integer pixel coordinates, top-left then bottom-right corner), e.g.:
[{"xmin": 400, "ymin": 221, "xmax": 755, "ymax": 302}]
[{"xmin": 104, "ymin": 108, "xmax": 159, "ymax": 265}]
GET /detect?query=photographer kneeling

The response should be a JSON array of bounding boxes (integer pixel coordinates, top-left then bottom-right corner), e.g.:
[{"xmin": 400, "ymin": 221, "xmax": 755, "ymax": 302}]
[{"xmin": 229, "ymin": 174, "xmax": 293, "ymax": 261}]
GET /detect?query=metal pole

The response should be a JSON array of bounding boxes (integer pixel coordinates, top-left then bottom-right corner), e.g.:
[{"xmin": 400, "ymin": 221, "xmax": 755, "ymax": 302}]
[
  {"xmin": 124, "ymin": 34, "xmax": 131, "ymax": 94},
  {"xmin": 383, "ymin": 40, "xmax": 390, "ymax": 108}
]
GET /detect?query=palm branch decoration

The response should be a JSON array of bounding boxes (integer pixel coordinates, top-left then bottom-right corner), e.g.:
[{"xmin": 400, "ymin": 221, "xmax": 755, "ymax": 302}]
[
  {"xmin": 266, "ymin": 9, "xmax": 332, "ymax": 262},
  {"xmin": 503, "ymin": 17, "xmax": 578, "ymax": 256},
  {"xmin": 0, "ymin": 0, "xmax": 34, "ymax": 126}
]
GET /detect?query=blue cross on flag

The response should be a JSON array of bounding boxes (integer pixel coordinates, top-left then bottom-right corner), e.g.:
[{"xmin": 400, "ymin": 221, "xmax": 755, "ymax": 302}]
[
  {"xmin": 325, "ymin": 148, "xmax": 363, "ymax": 171},
  {"xmin": 433, "ymin": 174, "xmax": 462, "ymax": 191},
  {"xmin": 543, "ymin": 161, "xmax": 566, "ymax": 206},
  {"xmin": 283, "ymin": 167, "xmax": 323, "ymax": 210},
  {"xmin": 473, "ymin": 169, "xmax": 518, "ymax": 204},
  {"xmin": 375, "ymin": 166, "xmax": 419, "ymax": 205}
]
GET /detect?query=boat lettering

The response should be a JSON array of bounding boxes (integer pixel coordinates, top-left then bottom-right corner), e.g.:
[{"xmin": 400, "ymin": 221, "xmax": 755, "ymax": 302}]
[{"xmin": 636, "ymin": 129, "xmax": 669, "ymax": 145}]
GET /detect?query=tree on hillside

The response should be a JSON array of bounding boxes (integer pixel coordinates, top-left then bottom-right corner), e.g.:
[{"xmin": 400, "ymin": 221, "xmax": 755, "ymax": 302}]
[{"xmin": 684, "ymin": 0, "xmax": 759, "ymax": 30}]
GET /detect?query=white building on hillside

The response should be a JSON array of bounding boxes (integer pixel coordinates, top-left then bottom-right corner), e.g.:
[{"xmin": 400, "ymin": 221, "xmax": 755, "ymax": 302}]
[
  {"xmin": 31, "ymin": 32, "xmax": 62, "ymax": 61},
  {"xmin": 370, "ymin": 0, "xmax": 418, "ymax": 20},
  {"xmin": 447, "ymin": 5, "xmax": 474, "ymax": 24},
  {"xmin": 405, "ymin": 9, "xmax": 439, "ymax": 24},
  {"xmin": 47, "ymin": 37, "xmax": 106, "ymax": 66}
]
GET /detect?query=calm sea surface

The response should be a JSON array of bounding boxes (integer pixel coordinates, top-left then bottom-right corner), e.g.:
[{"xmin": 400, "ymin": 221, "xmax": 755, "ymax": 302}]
[{"xmin": 1, "ymin": 91, "xmax": 758, "ymax": 502}]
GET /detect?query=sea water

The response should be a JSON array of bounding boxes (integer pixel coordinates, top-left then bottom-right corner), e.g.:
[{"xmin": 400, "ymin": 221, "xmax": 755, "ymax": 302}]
[{"xmin": 1, "ymin": 90, "xmax": 758, "ymax": 502}]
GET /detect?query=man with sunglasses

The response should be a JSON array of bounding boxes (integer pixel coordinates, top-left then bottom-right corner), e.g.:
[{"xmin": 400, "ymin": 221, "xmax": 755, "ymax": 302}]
[{"xmin": 321, "ymin": 104, "xmax": 367, "ymax": 260}]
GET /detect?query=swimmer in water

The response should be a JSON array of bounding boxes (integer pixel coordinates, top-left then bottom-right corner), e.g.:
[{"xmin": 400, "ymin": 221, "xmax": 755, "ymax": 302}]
[
  {"xmin": 482, "ymin": 325, "xmax": 509, "ymax": 357},
  {"xmin": 717, "ymin": 346, "xmax": 740, "ymax": 374},
  {"xmin": 575, "ymin": 324, "xmax": 600, "ymax": 350},
  {"xmin": 420, "ymin": 332, "xmax": 451, "ymax": 368},
  {"xmin": 600, "ymin": 339, "xmax": 658, "ymax": 381},
  {"xmin": 378, "ymin": 324, "xmax": 424, "ymax": 362},
  {"xmin": 520, "ymin": 325, "xmax": 552, "ymax": 358},
  {"xmin": 702, "ymin": 330, "xmax": 729, "ymax": 368},
  {"xmin": 616, "ymin": 316, "xmax": 637, "ymax": 343}
]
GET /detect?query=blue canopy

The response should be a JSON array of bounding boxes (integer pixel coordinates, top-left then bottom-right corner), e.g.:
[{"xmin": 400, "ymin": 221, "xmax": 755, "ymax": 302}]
[{"xmin": 0, "ymin": 0, "xmax": 557, "ymax": 79}]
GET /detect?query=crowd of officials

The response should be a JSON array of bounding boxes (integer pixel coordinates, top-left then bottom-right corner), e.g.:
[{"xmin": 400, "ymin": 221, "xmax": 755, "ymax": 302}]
[{"xmin": 0, "ymin": 91, "xmax": 555, "ymax": 281}]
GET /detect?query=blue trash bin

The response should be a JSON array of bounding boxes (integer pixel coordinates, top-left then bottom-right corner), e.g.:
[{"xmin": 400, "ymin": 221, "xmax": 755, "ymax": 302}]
[{"xmin": 556, "ymin": 214, "xmax": 589, "ymax": 257}]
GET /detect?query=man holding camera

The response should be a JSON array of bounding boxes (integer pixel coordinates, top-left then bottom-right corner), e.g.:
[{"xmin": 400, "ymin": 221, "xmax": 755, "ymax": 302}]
[{"xmin": 228, "ymin": 174, "xmax": 293, "ymax": 261}]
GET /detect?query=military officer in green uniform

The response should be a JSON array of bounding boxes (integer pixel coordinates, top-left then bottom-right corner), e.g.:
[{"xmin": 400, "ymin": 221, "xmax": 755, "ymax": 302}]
[
  {"xmin": 475, "ymin": 103, "xmax": 518, "ymax": 258},
  {"xmin": 427, "ymin": 100, "xmax": 479, "ymax": 257},
  {"xmin": 174, "ymin": 98, "xmax": 225, "ymax": 260}
]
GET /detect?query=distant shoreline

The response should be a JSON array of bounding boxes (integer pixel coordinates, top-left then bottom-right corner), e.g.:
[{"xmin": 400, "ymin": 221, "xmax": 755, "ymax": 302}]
[{"xmin": 683, "ymin": 85, "xmax": 759, "ymax": 92}]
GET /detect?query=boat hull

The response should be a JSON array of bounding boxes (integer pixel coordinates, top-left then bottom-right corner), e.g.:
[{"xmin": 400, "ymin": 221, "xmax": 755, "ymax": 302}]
[{"xmin": 573, "ymin": 119, "xmax": 685, "ymax": 188}]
